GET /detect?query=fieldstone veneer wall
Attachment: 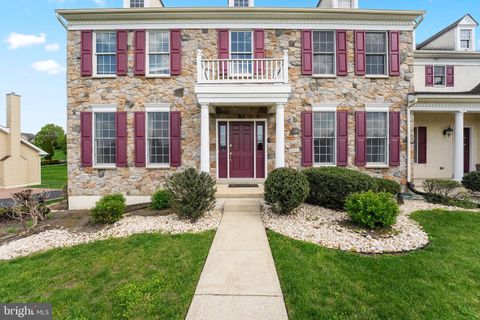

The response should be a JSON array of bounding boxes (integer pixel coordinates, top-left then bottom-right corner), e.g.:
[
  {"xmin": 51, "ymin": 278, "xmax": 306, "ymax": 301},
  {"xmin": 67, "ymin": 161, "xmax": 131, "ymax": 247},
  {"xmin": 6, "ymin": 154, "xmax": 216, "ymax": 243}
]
[{"xmin": 67, "ymin": 29, "xmax": 413, "ymax": 197}]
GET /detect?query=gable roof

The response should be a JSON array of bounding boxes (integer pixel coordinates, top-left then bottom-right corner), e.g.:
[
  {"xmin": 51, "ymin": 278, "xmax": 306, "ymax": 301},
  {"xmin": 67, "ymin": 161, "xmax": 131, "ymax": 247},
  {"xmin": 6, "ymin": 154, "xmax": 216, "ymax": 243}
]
[
  {"xmin": 0, "ymin": 126, "xmax": 48, "ymax": 156},
  {"xmin": 417, "ymin": 14, "xmax": 479, "ymax": 50}
]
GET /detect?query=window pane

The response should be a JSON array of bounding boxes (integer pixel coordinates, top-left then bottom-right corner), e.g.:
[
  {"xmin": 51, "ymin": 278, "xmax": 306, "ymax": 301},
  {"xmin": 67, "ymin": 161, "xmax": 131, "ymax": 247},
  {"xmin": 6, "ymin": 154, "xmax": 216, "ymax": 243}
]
[
  {"xmin": 313, "ymin": 112, "xmax": 335, "ymax": 164},
  {"xmin": 231, "ymin": 31, "xmax": 252, "ymax": 54},
  {"xmin": 313, "ymin": 31, "xmax": 334, "ymax": 53},
  {"xmin": 366, "ymin": 112, "xmax": 387, "ymax": 164},
  {"xmin": 96, "ymin": 32, "xmax": 116, "ymax": 53},
  {"xmin": 97, "ymin": 55, "xmax": 117, "ymax": 75},
  {"xmin": 220, "ymin": 125, "xmax": 227, "ymax": 151},
  {"xmin": 434, "ymin": 66, "xmax": 445, "ymax": 86},
  {"xmin": 366, "ymin": 33, "xmax": 386, "ymax": 53},
  {"xmin": 257, "ymin": 124, "xmax": 264, "ymax": 151},
  {"xmin": 314, "ymin": 54, "xmax": 334, "ymax": 75},
  {"xmin": 147, "ymin": 112, "xmax": 170, "ymax": 165},
  {"xmin": 366, "ymin": 55, "xmax": 386, "ymax": 75},
  {"xmin": 149, "ymin": 54, "xmax": 170, "ymax": 75},
  {"xmin": 337, "ymin": 0, "xmax": 352, "ymax": 8},
  {"xmin": 94, "ymin": 112, "xmax": 116, "ymax": 165},
  {"xmin": 130, "ymin": 0, "xmax": 144, "ymax": 7},
  {"xmin": 149, "ymin": 31, "xmax": 170, "ymax": 53},
  {"xmin": 234, "ymin": 0, "xmax": 249, "ymax": 6}
]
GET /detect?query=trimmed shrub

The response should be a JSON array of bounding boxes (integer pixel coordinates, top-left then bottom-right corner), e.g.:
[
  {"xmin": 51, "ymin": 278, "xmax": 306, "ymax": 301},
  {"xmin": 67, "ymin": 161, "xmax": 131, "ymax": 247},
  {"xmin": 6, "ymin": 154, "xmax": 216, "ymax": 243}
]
[
  {"xmin": 304, "ymin": 167, "xmax": 377, "ymax": 210},
  {"xmin": 374, "ymin": 178, "xmax": 402, "ymax": 196},
  {"xmin": 165, "ymin": 168, "xmax": 216, "ymax": 222},
  {"xmin": 462, "ymin": 171, "xmax": 480, "ymax": 193},
  {"xmin": 151, "ymin": 189, "xmax": 171, "ymax": 210},
  {"xmin": 91, "ymin": 194, "xmax": 126, "ymax": 224},
  {"xmin": 264, "ymin": 168, "xmax": 310, "ymax": 215},
  {"xmin": 423, "ymin": 179, "xmax": 461, "ymax": 198},
  {"xmin": 345, "ymin": 191, "xmax": 400, "ymax": 229}
]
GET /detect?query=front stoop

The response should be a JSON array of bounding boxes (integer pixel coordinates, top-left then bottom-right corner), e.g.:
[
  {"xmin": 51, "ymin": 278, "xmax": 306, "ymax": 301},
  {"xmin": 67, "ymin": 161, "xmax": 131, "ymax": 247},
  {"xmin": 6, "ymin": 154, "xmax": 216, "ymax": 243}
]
[
  {"xmin": 186, "ymin": 199, "xmax": 288, "ymax": 320},
  {"xmin": 215, "ymin": 184, "xmax": 264, "ymax": 199}
]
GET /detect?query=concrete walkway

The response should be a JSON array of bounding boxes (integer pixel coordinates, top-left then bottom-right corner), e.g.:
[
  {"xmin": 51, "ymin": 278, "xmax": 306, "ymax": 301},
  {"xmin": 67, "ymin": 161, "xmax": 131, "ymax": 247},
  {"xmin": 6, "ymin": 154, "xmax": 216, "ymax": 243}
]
[{"xmin": 186, "ymin": 199, "xmax": 288, "ymax": 320}]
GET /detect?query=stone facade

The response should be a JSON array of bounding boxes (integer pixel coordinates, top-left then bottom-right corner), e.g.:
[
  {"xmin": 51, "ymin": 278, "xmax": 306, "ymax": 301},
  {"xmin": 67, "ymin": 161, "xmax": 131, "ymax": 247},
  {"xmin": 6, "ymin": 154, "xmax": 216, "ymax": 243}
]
[{"xmin": 67, "ymin": 28, "xmax": 414, "ymax": 197}]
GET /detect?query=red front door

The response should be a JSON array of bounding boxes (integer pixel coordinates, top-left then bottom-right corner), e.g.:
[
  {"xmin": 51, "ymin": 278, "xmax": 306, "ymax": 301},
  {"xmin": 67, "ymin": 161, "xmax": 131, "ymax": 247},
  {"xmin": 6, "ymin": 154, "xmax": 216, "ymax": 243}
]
[
  {"xmin": 229, "ymin": 122, "xmax": 254, "ymax": 178},
  {"xmin": 464, "ymin": 128, "xmax": 471, "ymax": 174}
]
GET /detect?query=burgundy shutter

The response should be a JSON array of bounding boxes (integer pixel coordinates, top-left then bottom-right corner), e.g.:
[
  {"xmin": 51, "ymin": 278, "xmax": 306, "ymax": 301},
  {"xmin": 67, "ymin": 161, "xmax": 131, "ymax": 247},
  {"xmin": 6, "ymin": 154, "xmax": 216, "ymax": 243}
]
[
  {"xmin": 301, "ymin": 30, "xmax": 313, "ymax": 75},
  {"xmin": 170, "ymin": 111, "xmax": 181, "ymax": 167},
  {"xmin": 354, "ymin": 31, "xmax": 366, "ymax": 76},
  {"xmin": 116, "ymin": 112, "xmax": 128, "ymax": 167},
  {"xmin": 446, "ymin": 65, "xmax": 455, "ymax": 87},
  {"xmin": 355, "ymin": 111, "xmax": 367, "ymax": 166},
  {"xmin": 337, "ymin": 110, "xmax": 348, "ymax": 166},
  {"xmin": 170, "ymin": 29, "xmax": 182, "ymax": 76},
  {"xmin": 301, "ymin": 111, "xmax": 313, "ymax": 167},
  {"xmin": 418, "ymin": 127, "xmax": 427, "ymax": 164},
  {"xmin": 254, "ymin": 29, "xmax": 265, "ymax": 74},
  {"xmin": 389, "ymin": 31, "xmax": 400, "ymax": 76},
  {"xmin": 134, "ymin": 30, "xmax": 146, "ymax": 76},
  {"xmin": 389, "ymin": 111, "xmax": 401, "ymax": 166},
  {"xmin": 134, "ymin": 112, "xmax": 146, "ymax": 167},
  {"xmin": 80, "ymin": 112, "xmax": 93, "ymax": 167},
  {"xmin": 336, "ymin": 30, "xmax": 348, "ymax": 76},
  {"xmin": 425, "ymin": 65, "xmax": 434, "ymax": 86},
  {"xmin": 218, "ymin": 29, "xmax": 229, "ymax": 75},
  {"xmin": 81, "ymin": 31, "xmax": 93, "ymax": 76},
  {"xmin": 116, "ymin": 30, "xmax": 128, "ymax": 76}
]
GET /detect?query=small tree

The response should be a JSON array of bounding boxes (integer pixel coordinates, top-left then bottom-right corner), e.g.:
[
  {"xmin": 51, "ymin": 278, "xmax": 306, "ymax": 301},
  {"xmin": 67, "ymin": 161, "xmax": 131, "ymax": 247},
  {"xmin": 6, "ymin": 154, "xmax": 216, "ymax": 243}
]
[{"xmin": 33, "ymin": 124, "xmax": 65, "ymax": 161}]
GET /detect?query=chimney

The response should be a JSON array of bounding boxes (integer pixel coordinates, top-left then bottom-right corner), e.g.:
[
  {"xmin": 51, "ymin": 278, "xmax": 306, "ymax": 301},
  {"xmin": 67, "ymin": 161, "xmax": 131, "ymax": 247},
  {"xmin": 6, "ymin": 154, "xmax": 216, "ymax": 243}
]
[{"xmin": 6, "ymin": 93, "xmax": 21, "ymax": 157}]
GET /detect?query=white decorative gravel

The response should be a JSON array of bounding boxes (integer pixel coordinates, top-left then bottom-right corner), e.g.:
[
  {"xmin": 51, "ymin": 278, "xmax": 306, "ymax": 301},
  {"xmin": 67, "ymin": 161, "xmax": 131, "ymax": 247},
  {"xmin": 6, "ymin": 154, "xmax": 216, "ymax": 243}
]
[
  {"xmin": 261, "ymin": 200, "xmax": 479, "ymax": 254},
  {"xmin": 0, "ymin": 209, "xmax": 221, "ymax": 261}
]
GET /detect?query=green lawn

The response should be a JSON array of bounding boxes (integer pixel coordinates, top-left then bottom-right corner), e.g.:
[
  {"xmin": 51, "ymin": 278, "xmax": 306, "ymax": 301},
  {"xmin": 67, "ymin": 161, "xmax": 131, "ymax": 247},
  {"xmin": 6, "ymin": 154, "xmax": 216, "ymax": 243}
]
[
  {"xmin": 268, "ymin": 210, "xmax": 480, "ymax": 320},
  {"xmin": 0, "ymin": 231, "xmax": 214, "ymax": 320},
  {"xmin": 52, "ymin": 149, "xmax": 67, "ymax": 161},
  {"xmin": 34, "ymin": 164, "xmax": 67, "ymax": 189}
]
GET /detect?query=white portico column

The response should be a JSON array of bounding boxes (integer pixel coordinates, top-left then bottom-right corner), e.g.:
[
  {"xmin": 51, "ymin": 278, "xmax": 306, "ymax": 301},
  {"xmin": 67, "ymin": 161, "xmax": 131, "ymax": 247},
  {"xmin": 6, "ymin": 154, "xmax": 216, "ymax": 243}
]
[
  {"xmin": 200, "ymin": 104, "xmax": 210, "ymax": 173},
  {"xmin": 275, "ymin": 103, "xmax": 285, "ymax": 168},
  {"xmin": 454, "ymin": 111, "xmax": 465, "ymax": 181}
]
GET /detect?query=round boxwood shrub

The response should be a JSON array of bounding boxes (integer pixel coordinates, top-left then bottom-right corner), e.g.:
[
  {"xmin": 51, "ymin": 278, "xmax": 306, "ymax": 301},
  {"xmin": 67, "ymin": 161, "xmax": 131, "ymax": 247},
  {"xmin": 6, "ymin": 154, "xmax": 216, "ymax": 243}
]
[
  {"xmin": 91, "ymin": 194, "xmax": 126, "ymax": 224},
  {"xmin": 151, "ymin": 189, "xmax": 171, "ymax": 210},
  {"xmin": 304, "ymin": 167, "xmax": 377, "ymax": 210},
  {"xmin": 345, "ymin": 191, "xmax": 400, "ymax": 229},
  {"xmin": 374, "ymin": 178, "xmax": 402, "ymax": 196},
  {"xmin": 165, "ymin": 168, "xmax": 216, "ymax": 222},
  {"xmin": 462, "ymin": 171, "xmax": 480, "ymax": 193},
  {"xmin": 264, "ymin": 168, "xmax": 309, "ymax": 215}
]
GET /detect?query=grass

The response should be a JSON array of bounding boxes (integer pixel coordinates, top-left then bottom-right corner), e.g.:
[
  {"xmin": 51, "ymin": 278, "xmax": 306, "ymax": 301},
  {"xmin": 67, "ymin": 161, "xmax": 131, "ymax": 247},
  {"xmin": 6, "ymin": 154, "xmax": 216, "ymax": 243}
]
[
  {"xmin": 52, "ymin": 149, "xmax": 67, "ymax": 161},
  {"xmin": 34, "ymin": 164, "xmax": 67, "ymax": 189},
  {"xmin": 0, "ymin": 231, "xmax": 215, "ymax": 320},
  {"xmin": 268, "ymin": 210, "xmax": 480, "ymax": 320}
]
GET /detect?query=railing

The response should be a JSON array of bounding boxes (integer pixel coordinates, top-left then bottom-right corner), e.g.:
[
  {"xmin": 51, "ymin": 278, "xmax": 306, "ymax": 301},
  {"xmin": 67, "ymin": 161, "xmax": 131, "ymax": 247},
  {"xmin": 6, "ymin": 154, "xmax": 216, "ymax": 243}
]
[{"xmin": 196, "ymin": 50, "xmax": 289, "ymax": 84}]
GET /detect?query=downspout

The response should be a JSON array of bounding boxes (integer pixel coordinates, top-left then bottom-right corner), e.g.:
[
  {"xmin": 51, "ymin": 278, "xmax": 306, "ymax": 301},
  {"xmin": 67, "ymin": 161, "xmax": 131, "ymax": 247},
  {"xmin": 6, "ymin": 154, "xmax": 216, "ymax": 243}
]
[{"xmin": 406, "ymin": 95, "xmax": 426, "ymax": 195}]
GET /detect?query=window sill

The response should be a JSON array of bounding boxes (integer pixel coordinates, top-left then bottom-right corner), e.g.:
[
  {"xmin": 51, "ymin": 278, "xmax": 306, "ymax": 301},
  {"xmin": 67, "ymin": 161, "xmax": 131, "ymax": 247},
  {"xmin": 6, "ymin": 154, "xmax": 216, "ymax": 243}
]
[
  {"xmin": 94, "ymin": 165, "xmax": 117, "ymax": 170},
  {"xmin": 365, "ymin": 75, "xmax": 389, "ymax": 79},
  {"xmin": 92, "ymin": 75, "xmax": 117, "ymax": 79},
  {"xmin": 312, "ymin": 75, "xmax": 337, "ymax": 79},
  {"xmin": 146, "ymin": 165, "xmax": 171, "ymax": 170},
  {"xmin": 366, "ymin": 164, "xmax": 390, "ymax": 169},
  {"xmin": 146, "ymin": 75, "xmax": 171, "ymax": 79},
  {"xmin": 313, "ymin": 163, "xmax": 336, "ymax": 167}
]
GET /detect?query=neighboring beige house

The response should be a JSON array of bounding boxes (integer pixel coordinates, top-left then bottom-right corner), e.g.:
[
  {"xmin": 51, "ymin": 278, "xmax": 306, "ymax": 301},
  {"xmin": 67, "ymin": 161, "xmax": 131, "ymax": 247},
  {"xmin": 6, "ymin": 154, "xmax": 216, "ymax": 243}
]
[
  {"xmin": 0, "ymin": 93, "xmax": 47, "ymax": 189},
  {"xmin": 411, "ymin": 14, "xmax": 480, "ymax": 183}
]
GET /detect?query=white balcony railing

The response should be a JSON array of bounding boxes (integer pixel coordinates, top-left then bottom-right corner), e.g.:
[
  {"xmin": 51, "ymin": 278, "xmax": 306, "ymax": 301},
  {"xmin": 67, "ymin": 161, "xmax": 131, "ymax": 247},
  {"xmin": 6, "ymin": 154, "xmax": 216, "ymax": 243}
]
[{"xmin": 196, "ymin": 50, "xmax": 289, "ymax": 84}]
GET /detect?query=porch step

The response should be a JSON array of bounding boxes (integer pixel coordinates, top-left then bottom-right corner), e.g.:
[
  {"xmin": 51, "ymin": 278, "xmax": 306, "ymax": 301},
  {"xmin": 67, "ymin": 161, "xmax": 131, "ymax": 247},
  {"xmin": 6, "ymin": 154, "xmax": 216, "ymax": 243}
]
[{"xmin": 216, "ymin": 184, "xmax": 264, "ymax": 199}]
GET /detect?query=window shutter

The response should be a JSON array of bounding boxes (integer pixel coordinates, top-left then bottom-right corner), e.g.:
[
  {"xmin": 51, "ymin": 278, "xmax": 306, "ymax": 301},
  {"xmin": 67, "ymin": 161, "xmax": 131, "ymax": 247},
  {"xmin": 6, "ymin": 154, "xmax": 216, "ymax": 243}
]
[
  {"xmin": 170, "ymin": 111, "xmax": 182, "ymax": 167},
  {"xmin": 446, "ymin": 65, "xmax": 455, "ymax": 87},
  {"xmin": 134, "ymin": 30, "xmax": 146, "ymax": 76},
  {"xmin": 81, "ymin": 31, "xmax": 93, "ymax": 76},
  {"xmin": 134, "ymin": 112, "xmax": 146, "ymax": 167},
  {"xmin": 355, "ymin": 111, "xmax": 366, "ymax": 166},
  {"xmin": 301, "ymin": 30, "xmax": 313, "ymax": 75},
  {"xmin": 354, "ymin": 31, "xmax": 366, "ymax": 76},
  {"xmin": 80, "ymin": 112, "xmax": 93, "ymax": 167},
  {"xmin": 425, "ymin": 65, "xmax": 434, "ymax": 86},
  {"xmin": 253, "ymin": 29, "xmax": 265, "ymax": 74},
  {"xmin": 336, "ymin": 30, "xmax": 348, "ymax": 76},
  {"xmin": 170, "ymin": 29, "xmax": 182, "ymax": 76},
  {"xmin": 301, "ymin": 111, "xmax": 313, "ymax": 167},
  {"xmin": 389, "ymin": 111, "xmax": 401, "ymax": 166},
  {"xmin": 418, "ymin": 127, "xmax": 427, "ymax": 164},
  {"xmin": 218, "ymin": 29, "xmax": 229, "ymax": 75},
  {"xmin": 116, "ymin": 30, "xmax": 128, "ymax": 76},
  {"xmin": 337, "ymin": 110, "xmax": 348, "ymax": 166},
  {"xmin": 389, "ymin": 31, "xmax": 400, "ymax": 76},
  {"xmin": 115, "ymin": 112, "xmax": 128, "ymax": 167}
]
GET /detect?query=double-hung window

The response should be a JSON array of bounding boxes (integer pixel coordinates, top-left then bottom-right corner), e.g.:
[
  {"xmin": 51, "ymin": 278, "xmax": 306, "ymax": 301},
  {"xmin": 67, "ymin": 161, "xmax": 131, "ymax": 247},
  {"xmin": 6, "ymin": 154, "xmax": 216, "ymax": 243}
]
[
  {"xmin": 94, "ymin": 112, "xmax": 116, "ymax": 166},
  {"xmin": 95, "ymin": 32, "xmax": 117, "ymax": 76},
  {"xmin": 233, "ymin": 0, "xmax": 249, "ymax": 6},
  {"xmin": 147, "ymin": 31, "xmax": 170, "ymax": 76},
  {"xmin": 433, "ymin": 66, "xmax": 446, "ymax": 86},
  {"xmin": 313, "ymin": 31, "xmax": 335, "ymax": 76},
  {"xmin": 460, "ymin": 29, "xmax": 472, "ymax": 50},
  {"xmin": 130, "ymin": 0, "xmax": 144, "ymax": 7},
  {"xmin": 366, "ymin": 112, "xmax": 388, "ymax": 164},
  {"xmin": 230, "ymin": 31, "xmax": 253, "ymax": 75},
  {"xmin": 313, "ymin": 112, "xmax": 336, "ymax": 165},
  {"xmin": 365, "ymin": 32, "xmax": 387, "ymax": 76},
  {"xmin": 147, "ymin": 111, "xmax": 170, "ymax": 166},
  {"xmin": 337, "ymin": 0, "xmax": 353, "ymax": 8}
]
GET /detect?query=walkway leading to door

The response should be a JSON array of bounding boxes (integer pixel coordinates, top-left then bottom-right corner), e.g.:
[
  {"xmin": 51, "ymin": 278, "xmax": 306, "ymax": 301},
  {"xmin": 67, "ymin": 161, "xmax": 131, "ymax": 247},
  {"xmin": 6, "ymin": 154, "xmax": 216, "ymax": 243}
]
[{"xmin": 186, "ymin": 199, "xmax": 288, "ymax": 320}]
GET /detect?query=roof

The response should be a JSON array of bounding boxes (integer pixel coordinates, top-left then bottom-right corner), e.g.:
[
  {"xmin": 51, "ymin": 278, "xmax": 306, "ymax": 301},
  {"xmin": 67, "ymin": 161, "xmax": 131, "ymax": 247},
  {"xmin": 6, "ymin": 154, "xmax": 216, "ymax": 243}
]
[
  {"xmin": 0, "ymin": 127, "xmax": 48, "ymax": 156},
  {"xmin": 416, "ymin": 83, "xmax": 480, "ymax": 96},
  {"xmin": 417, "ymin": 14, "xmax": 479, "ymax": 50}
]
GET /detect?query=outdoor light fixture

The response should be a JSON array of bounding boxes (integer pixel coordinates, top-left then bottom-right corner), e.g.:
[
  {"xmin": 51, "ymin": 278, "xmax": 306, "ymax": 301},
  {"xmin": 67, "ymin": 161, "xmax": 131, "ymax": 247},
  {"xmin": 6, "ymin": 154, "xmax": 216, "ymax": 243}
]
[{"xmin": 443, "ymin": 126, "xmax": 454, "ymax": 137}]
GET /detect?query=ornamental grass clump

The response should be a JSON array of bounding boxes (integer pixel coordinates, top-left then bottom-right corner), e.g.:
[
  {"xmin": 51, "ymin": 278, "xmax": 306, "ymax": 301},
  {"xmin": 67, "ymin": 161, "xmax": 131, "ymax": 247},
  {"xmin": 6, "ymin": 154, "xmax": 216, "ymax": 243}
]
[{"xmin": 345, "ymin": 191, "xmax": 400, "ymax": 229}]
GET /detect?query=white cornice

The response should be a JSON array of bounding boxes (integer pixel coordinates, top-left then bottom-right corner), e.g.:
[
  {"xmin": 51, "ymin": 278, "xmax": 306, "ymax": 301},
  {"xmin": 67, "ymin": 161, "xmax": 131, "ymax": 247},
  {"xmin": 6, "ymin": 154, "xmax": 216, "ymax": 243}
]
[{"xmin": 412, "ymin": 102, "xmax": 480, "ymax": 112}]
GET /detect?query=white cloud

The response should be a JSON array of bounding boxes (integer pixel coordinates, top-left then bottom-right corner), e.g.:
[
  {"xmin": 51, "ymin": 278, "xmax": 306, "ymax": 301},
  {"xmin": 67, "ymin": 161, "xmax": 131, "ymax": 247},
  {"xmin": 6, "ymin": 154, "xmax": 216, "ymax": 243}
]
[
  {"xmin": 45, "ymin": 43, "xmax": 60, "ymax": 52},
  {"xmin": 92, "ymin": 0, "xmax": 107, "ymax": 6},
  {"xmin": 32, "ymin": 60, "xmax": 65, "ymax": 75},
  {"xmin": 5, "ymin": 32, "xmax": 46, "ymax": 50}
]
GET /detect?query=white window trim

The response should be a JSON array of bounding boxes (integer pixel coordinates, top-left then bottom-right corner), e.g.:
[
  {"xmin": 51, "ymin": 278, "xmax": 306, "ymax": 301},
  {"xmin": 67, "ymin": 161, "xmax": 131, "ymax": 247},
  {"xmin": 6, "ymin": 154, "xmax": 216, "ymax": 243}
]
[
  {"xmin": 365, "ymin": 107, "xmax": 389, "ymax": 167},
  {"xmin": 312, "ymin": 30, "xmax": 337, "ymax": 77},
  {"xmin": 92, "ymin": 31, "xmax": 117, "ymax": 79},
  {"xmin": 92, "ymin": 105, "xmax": 118, "ymax": 169},
  {"xmin": 146, "ymin": 30, "xmax": 171, "ymax": 78},
  {"xmin": 124, "ymin": 0, "xmax": 151, "ymax": 8},
  {"xmin": 145, "ymin": 105, "xmax": 171, "ymax": 169},
  {"xmin": 312, "ymin": 108, "xmax": 337, "ymax": 166},
  {"xmin": 228, "ymin": 0, "xmax": 254, "ymax": 7},
  {"xmin": 332, "ymin": 0, "xmax": 358, "ymax": 8},
  {"xmin": 456, "ymin": 27, "xmax": 475, "ymax": 51},
  {"xmin": 229, "ymin": 30, "xmax": 254, "ymax": 77},
  {"xmin": 365, "ymin": 31, "xmax": 389, "ymax": 78},
  {"xmin": 433, "ymin": 65, "xmax": 446, "ymax": 87}
]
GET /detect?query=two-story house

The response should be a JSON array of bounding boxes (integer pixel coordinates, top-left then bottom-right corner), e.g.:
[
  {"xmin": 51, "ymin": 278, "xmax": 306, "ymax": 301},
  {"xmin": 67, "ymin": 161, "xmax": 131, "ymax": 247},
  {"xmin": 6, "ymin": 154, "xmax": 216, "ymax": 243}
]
[
  {"xmin": 411, "ymin": 14, "xmax": 480, "ymax": 185},
  {"xmin": 57, "ymin": 0, "xmax": 424, "ymax": 209}
]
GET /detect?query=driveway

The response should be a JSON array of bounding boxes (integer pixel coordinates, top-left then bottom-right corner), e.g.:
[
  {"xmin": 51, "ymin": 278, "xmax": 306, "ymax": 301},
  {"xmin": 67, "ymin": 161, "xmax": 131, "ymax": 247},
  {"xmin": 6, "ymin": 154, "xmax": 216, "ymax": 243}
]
[{"xmin": 0, "ymin": 188, "xmax": 63, "ymax": 208}]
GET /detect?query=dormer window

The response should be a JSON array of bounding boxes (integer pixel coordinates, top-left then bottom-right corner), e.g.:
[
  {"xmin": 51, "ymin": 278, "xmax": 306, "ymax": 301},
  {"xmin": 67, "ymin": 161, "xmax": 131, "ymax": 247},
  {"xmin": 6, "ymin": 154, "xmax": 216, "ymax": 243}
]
[
  {"xmin": 130, "ymin": 0, "xmax": 144, "ymax": 7},
  {"xmin": 228, "ymin": 0, "xmax": 253, "ymax": 7},
  {"xmin": 460, "ymin": 29, "xmax": 472, "ymax": 49}
]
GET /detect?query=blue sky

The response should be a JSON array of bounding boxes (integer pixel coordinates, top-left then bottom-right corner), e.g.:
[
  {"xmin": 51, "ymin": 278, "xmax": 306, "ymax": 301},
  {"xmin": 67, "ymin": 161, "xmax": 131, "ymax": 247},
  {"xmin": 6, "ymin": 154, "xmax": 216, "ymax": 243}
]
[{"xmin": 0, "ymin": 0, "xmax": 478, "ymax": 133}]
